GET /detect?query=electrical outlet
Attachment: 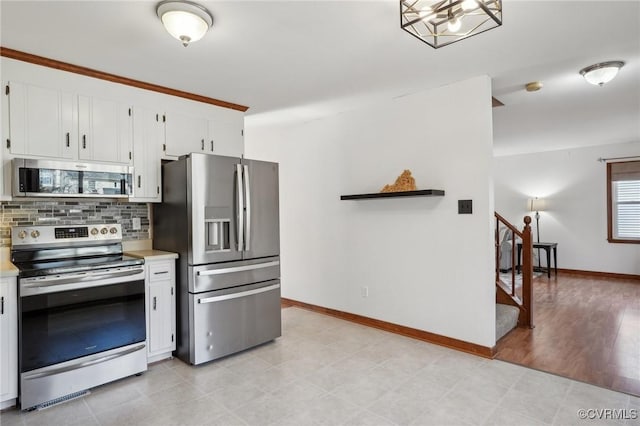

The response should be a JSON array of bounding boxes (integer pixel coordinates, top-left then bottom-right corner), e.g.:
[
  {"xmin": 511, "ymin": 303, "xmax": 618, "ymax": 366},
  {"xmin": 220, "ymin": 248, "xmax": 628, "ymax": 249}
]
[
  {"xmin": 361, "ymin": 286, "xmax": 369, "ymax": 298},
  {"xmin": 132, "ymin": 217, "xmax": 141, "ymax": 230},
  {"xmin": 458, "ymin": 199, "xmax": 473, "ymax": 214}
]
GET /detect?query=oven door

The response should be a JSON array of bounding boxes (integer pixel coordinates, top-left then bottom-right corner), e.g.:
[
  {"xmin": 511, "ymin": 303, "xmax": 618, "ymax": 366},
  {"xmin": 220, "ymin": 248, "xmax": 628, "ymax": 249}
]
[{"xmin": 19, "ymin": 266, "xmax": 146, "ymax": 373}]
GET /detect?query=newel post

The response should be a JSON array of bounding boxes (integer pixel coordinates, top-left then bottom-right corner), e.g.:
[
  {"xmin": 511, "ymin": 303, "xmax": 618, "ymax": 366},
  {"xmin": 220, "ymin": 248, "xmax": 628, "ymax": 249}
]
[{"xmin": 521, "ymin": 216, "xmax": 534, "ymax": 328}]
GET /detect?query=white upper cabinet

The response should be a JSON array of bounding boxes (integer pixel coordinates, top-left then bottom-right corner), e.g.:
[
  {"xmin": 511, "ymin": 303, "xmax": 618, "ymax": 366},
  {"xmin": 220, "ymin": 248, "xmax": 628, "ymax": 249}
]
[
  {"xmin": 164, "ymin": 107, "xmax": 244, "ymax": 159},
  {"xmin": 131, "ymin": 107, "xmax": 163, "ymax": 202},
  {"xmin": 163, "ymin": 111, "xmax": 208, "ymax": 157},
  {"xmin": 78, "ymin": 96, "xmax": 132, "ymax": 164},
  {"xmin": 1, "ymin": 59, "xmax": 245, "ymax": 197},
  {"xmin": 208, "ymin": 112, "xmax": 244, "ymax": 158},
  {"xmin": 6, "ymin": 81, "xmax": 75, "ymax": 159}
]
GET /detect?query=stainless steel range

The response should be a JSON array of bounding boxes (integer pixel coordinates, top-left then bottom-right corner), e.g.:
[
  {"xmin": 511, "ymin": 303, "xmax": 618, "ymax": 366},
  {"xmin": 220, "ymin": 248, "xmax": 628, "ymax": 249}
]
[{"xmin": 11, "ymin": 224, "xmax": 148, "ymax": 410}]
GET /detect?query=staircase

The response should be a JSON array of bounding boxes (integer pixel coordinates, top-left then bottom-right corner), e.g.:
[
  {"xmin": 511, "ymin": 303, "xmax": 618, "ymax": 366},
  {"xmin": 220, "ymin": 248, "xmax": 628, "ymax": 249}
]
[
  {"xmin": 496, "ymin": 303, "xmax": 520, "ymax": 341},
  {"xmin": 494, "ymin": 213, "xmax": 534, "ymax": 340}
]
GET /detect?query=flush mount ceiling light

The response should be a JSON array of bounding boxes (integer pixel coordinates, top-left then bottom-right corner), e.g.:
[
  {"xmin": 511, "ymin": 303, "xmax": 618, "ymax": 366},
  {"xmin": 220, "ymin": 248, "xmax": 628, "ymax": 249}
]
[
  {"xmin": 579, "ymin": 61, "xmax": 625, "ymax": 86},
  {"xmin": 400, "ymin": 0, "xmax": 503, "ymax": 49},
  {"xmin": 156, "ymin": 0, "xmax": 213, "ymax": 47}
]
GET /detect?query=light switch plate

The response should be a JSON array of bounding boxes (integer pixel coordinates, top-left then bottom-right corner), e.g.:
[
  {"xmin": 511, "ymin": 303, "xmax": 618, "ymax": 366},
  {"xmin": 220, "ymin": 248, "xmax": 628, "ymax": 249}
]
[
  {"xmin": 458, "ymin": 200, "xmax": 473, "ymax": 214},
  {"xmin": 132, "ymin": 217, "xmax": 141, "ymax": 230}
]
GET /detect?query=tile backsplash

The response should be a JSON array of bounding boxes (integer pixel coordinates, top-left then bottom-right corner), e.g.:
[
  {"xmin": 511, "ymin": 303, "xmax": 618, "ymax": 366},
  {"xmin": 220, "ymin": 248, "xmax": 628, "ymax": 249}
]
[{"xmin": 0, "ymin": 200, "xmax": 150, "ymax": 247}]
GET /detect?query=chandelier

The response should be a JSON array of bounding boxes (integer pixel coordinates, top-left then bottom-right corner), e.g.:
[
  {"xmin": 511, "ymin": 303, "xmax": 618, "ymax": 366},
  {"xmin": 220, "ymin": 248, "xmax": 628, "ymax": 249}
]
[{"xmin": 400, "ymin": 0, "xmax": 503, "ymax": 49}]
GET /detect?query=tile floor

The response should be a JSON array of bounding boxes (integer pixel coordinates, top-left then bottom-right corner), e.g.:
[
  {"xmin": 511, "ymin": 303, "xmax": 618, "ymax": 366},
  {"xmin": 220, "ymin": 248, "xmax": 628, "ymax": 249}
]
[{"xmin": 1, "ymin": 307, "xmax": 638, "ymax": 425}]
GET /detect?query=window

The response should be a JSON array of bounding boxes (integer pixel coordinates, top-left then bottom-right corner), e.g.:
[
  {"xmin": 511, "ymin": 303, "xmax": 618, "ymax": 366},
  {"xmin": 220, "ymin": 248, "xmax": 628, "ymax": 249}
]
[{"xmin": 607, "ymin": 161, "xmax": 640, "ymax": 243}]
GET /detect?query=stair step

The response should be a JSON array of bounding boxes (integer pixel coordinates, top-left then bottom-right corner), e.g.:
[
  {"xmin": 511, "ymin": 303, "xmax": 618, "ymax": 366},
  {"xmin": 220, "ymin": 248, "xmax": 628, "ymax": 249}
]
[{"xmin": 496, "ymin": 303, "xmax": 520, "ymax": 341}]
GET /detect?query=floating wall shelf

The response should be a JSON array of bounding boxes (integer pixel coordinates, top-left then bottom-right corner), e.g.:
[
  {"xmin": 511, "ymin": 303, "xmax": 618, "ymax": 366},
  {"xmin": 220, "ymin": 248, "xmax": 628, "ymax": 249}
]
[{"xmin": 340, "ymin": 189, "xmax": 445, "ymax": 200}]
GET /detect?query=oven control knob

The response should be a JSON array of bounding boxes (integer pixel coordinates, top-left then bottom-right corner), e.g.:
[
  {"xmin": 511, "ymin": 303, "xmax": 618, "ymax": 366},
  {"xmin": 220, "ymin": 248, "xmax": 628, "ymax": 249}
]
[
  {"xmin": 109, "ymin": 227, "xmax": 118, "ymax": 234},
  {"xmin": 30, "ymin": 230, "xmax": 40, "ymax": 239},
  {"xmin": 91, "ymin": 228, "xmax": 99, "ymax": 236},
  {"xmin": 18, "ymin": 230, "xmax": 27, "ymax": 239},
  {"xmin": 100, "ymin": 227, "xmax": 108, "ymax": 235}
]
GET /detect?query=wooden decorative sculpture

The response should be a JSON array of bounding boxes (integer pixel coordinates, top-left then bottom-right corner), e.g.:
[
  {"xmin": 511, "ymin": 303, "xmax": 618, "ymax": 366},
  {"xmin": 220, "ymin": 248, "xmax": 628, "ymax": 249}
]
[{"xmin": 380, "ymin": 169, "xmax": 417, "ymax": 193}]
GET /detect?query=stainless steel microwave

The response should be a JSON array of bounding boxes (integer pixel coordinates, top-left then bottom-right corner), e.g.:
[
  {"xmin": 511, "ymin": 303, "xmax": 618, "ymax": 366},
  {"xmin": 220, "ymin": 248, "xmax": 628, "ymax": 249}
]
[{"xmin": 12, "ymin": 158, "xmax": 133, "ymax": 198}]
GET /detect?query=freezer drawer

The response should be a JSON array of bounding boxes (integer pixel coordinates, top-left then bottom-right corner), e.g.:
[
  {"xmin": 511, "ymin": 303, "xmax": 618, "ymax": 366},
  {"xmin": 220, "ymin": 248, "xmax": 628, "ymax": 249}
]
[
  {"xmin": 188, "ymin": 257, "xmax": 280, "ymax": 293},
  {"xmin": 189, "ymin": 280, "xmax": 281, "ymax": 365}
]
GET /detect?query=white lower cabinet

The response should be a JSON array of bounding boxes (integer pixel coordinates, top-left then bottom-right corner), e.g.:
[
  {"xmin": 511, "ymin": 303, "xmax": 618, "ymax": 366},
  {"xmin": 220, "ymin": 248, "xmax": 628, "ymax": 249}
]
[
  {"xmin": 0, "ymin": 276, "xmax": 18, "ymax": 409},
  {"xmin": 145, "ymin": 259, "xmax": 176, "ymax": 363}
]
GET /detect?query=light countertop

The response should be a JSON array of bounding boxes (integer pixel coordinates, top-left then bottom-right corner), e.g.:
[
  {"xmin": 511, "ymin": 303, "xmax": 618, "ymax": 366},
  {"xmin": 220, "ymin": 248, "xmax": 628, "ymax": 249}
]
[
  {"xmin": 0, "ymin": 261, "xmax": 19, "ymax": 278},
  {"xmin": 125, "ymin": 250, "xmax": 179, "ymax": 261}
]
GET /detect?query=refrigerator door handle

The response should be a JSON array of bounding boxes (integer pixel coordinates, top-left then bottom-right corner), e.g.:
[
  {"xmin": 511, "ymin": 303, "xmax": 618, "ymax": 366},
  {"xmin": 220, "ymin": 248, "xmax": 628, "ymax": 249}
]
[
  {"xmin": 236, "ymin": 164, "xmax": 244, "ymax": 251},
  {"xmin": 197, "ymin": 284, "xmax": 280, "ymax": 304},
  {"xmin": 243, "ymin": 164, "xmax": 251, "ymax": 251},
  {"xmin": 196, "ymin": 260, "xmax": 280, "ymax": 276}
]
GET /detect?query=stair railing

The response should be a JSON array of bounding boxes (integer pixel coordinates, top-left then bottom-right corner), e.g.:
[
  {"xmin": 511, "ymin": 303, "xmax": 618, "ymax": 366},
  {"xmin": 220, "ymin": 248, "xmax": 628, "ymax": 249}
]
[{"xmin": 495, "ymin": 213, "xmax": 533, "ymax": 328}]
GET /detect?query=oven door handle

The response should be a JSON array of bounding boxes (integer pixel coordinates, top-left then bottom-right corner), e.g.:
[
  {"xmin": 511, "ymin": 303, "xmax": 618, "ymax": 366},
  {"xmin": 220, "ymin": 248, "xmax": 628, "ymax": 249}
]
[
  {"xmin": 198, "ymin": 283, "xmax": 280, "ymax": 304},
  {"xmin": 22, "ymin": 344, "xmax": 146, "ymax": 380},
  {"xmin": 20, "ymin": 268, "xmax": 145, "ymax": 296}
]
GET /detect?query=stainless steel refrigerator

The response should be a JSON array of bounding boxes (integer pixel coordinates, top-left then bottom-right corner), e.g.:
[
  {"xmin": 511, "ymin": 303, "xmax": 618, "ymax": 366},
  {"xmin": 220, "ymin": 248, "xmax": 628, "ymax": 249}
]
[{"xmin": 154, "ymin": 153, "xmax": 281, "ymax": 365}]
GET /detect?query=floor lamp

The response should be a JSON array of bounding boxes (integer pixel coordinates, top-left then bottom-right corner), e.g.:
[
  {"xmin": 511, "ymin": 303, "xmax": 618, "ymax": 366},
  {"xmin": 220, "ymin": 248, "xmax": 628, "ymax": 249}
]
[{"xmin": 528, "ymin": 197, "xmax": 546, "ymax": 269}]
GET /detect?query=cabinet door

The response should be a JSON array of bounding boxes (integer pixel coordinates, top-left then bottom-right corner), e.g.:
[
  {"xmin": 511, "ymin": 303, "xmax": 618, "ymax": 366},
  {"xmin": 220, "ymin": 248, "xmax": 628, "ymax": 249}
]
[
  {"xmin": 7, "ymin": 81, "xmax": 74, "ymax": 159},
  {"xmin": 131, "ymin": 107, "xmax": 162, "ymax": 202},
  {"xmin": 0, "ymin": 277, "xmax": 18, "ymax": 404},
  {"xmin": 148, "ymin": 277, "xmax": 175, "ymax": 356},
  {"xmin": 78, "ymin": 96, "xmax": 132, "ymax": 164},
  {"xmin": 1, "ymin": 81, "xmax": 7, "ymax": 200},
  {"xmin": 163, "ymin": 111, "xmax": 207, "ymax": 157},
  {"xmin": 209, "ymin": 114, "xmax": 244, "ymax": 158}
]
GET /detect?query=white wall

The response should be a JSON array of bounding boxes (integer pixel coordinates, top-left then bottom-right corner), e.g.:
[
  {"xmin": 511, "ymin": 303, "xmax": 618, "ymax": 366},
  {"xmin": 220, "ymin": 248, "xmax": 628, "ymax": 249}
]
[
  {"xmin": 494, "ymin": 141, "xmax": 640, "ymax": 275},
  {"xmin": 246, "ymin": 76, "xmax": 496, "ymax": 348}
]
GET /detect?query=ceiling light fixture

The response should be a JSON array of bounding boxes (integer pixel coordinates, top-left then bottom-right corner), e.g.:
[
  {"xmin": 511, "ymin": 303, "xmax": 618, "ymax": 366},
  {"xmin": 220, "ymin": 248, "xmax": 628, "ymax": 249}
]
[
  {"xmin": 400, "ymin": 0, "xmax": 503, "ymax": 49},
  {"xmin": 579, "ymin": 61, "xmax": 625, "ymax": 86},
  {"xmin": 156, "ymin": 0, "xmax": 213, "ymax": 47}
]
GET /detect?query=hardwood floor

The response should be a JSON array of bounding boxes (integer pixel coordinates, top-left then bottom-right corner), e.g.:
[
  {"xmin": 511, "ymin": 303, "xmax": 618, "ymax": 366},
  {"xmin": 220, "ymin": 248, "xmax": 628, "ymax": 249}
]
[{"xmin": 495, "ymin": 272, "xmax": 640, "ymax": 397}]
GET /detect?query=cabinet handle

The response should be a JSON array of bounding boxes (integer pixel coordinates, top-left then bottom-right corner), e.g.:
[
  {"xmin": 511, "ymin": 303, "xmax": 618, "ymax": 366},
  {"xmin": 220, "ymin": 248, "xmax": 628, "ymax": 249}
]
[
  {"xmin": 66, "ymin": 132, "xmax": 70, "ymax": 147},
  {"xmin": 137, "ymin": 175, "xmax": 141, "ymax": 188},
  {"xmin": 210, "ymin": 140, "xmax": 214, "ymax": 151},
  {"xmin": 154, "ymin": 271, "xmax": 169, "ymax": 275},
  {"xmin": 153, "ymin": 296, "xmax": 157, "ymax": 310},
  {"xmin": 201, "ymin": 139, "xmax": 205, "ymax": 150},
  {"xmin": 1, "ymin": 296, "xmax": 4, "ymax": 315},
  {"xmin": 82, "ymin": 135, "xmax": 87, "ymax": 149}
]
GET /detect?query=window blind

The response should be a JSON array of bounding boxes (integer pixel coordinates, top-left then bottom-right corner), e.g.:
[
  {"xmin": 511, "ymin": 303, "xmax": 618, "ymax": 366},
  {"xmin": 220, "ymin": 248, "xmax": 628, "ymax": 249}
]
[
  {"xmin": 611, "ymin": 161, "xmax": 640, "ymax": 240},
  {"xmin": 614, "ymin": 181, "xmax": 640, "ymax": 238}
]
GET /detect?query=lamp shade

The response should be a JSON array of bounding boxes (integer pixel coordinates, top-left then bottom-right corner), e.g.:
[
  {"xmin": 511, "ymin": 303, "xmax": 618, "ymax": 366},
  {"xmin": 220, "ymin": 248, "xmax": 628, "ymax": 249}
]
[
  {"xmin": 528, "ymin": 198, "xmax": 546, "ymax": 212},
  {"xmin": 579, "ymin": 61, "xmax": 625, "ymax": 86},
  {"xmin": 157, "ymin": 0, "xmax": 213, "ymax": 47}
]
